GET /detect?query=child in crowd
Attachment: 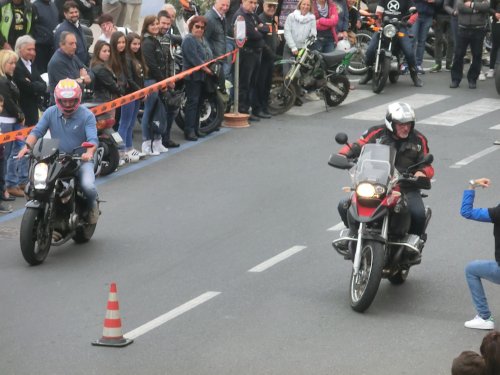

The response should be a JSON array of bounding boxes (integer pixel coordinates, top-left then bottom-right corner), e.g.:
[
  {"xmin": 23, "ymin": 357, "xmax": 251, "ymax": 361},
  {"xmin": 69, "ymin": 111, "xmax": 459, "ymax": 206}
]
[{"xmin": 451, "ymin": 351, "xmax": 485, "ymax": 375}]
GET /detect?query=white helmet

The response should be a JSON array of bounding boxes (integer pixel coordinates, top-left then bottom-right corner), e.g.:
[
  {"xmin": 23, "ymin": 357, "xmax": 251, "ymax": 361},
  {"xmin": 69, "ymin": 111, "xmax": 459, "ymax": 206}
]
[
  {"xmin": 384, "ymin": 102, "xmax": 416, "ymax": 132},
  {"xmin": 336, "ymin": 39, "xmax": 351, "ymax": 52}
]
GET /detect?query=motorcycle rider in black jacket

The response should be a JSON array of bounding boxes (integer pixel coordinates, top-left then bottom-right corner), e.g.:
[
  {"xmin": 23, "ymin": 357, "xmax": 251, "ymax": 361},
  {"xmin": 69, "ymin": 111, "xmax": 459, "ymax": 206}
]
[{"xmin": 358, "ymin": 0, "xmax": 424, "ymax": 87}]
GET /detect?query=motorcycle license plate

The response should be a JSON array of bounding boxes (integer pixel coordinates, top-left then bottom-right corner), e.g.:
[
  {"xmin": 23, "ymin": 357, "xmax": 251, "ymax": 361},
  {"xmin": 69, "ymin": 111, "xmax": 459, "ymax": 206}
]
[{"xmin": 111, "ymin": 132, "xmax": 123, "ymax": 144}]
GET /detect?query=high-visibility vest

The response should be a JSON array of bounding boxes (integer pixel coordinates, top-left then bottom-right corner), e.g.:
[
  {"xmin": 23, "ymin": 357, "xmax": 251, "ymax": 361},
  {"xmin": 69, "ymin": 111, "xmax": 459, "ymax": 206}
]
[{"xmin": 0, "ymin": 2, "xmax": 33, "ymax": 43}]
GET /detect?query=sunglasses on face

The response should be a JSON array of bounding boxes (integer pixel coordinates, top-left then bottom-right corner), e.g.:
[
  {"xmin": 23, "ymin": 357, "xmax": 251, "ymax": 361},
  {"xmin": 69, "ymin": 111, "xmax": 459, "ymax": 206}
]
[{"xmin": 194, "ymin": 24, "xmax": 205, "ymax": 30}]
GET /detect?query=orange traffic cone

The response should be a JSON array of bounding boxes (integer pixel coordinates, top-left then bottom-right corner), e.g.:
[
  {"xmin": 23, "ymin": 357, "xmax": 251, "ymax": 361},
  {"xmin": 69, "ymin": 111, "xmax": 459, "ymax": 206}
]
[{"xmin": 92, "ymin": 283, "xmax": 133, "ymax": 347}]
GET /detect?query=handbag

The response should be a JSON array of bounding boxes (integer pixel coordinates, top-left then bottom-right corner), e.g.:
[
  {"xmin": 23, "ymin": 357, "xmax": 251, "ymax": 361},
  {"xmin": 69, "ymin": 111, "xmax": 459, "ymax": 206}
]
[{"xmin": 162, "ymin": 89, "xmax": 184, "ymax": 109}]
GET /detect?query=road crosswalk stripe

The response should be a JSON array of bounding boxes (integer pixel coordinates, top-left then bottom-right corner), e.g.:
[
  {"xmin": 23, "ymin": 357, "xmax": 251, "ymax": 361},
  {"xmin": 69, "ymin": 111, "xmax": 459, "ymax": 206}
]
[
  {"xmin": 420, "ymin": 98, "xmax": 500, "ymax": 126},
  {"xmin": 343, "ymin": 93, "xmax": 450, "ymax": 121}
]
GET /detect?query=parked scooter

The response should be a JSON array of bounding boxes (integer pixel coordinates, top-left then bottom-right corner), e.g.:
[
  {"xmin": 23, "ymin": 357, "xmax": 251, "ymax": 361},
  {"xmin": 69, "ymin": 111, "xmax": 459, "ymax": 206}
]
[
  {"xmin": 329, "ymin": 133, "xmax": 433, "ymax": 312},
  {"xmin": 20, "ymin": 138, "xmax": 100, "ymax": 265}
]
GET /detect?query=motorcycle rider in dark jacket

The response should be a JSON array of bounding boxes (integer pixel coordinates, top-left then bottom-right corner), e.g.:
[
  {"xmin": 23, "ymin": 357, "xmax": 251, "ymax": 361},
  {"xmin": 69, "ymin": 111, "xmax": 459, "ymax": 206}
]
[
  {"xmin": 358, "ymin": 0, "xmax": 424, "ymax": 87},
  {"xmin": 337, "ymin": 102, "xmax": 434, "ymax": 242}
]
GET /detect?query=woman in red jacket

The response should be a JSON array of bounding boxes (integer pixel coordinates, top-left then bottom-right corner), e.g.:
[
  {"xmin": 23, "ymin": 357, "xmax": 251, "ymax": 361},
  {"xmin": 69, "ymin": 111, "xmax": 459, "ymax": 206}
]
[{"xmin": 312, "ymin": 0, "xmax": 339, "ymax": 52}]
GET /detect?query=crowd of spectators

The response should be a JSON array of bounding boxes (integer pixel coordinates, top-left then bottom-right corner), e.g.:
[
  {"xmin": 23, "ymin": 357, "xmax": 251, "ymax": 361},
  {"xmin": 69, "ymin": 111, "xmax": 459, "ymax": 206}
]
[{"xmin": 0, "ymin": 0, "xmax": 499, "ymax": 214}]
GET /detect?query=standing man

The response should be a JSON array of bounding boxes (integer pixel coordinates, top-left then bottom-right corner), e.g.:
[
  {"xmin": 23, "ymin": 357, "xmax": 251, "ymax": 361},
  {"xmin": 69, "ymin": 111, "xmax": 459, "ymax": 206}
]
[
  {"xmin": 0, "ymin": 0, "xmax": 36, "ymax": 51},
  {"xmin": 232, "ymin": 0, "xmax": 267, "ymax": 121},
  {"xmin": 121, "ymin": 0, "xmax": 142, "ymax": 32},
  {"xmin": 47, "ymin": 31, "xmax": 92, "ymax": 103},
  {"xmin": 253, "ymin": 0, "xmax": 278, "ymax": 118},
  {"xmin": 13, "ymin": 35, "xmax": 47, "ymax": 127},
  {"xmin": 205, "ymin": 0, "xmax": 230, "ymax": 94},
  {"xmin": 54, "ymin": 1, "xmax": 90, "ymax": 66},
  {"xmin": 449, "ymin": 0, "xmax": 489, "ymax": 89},
  {"xmin": 430, "ymin": 0, "xmax": 454, "ymax": 72},
  {"xmin": 32, "ymin": 0, "xmax": 59, "ymax": 73},
  {"xmin": 411, "ymin": 0, "xmax": 436, "ymax": 74}
]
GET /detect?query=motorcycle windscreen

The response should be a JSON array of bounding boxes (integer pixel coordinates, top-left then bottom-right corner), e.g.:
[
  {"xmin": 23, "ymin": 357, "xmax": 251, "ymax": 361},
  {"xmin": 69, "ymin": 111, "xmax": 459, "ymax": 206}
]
[
  {"xmin": 352, "ymin": 143, "xmax": 395, "ymax": 186},
  {"xmin": 32, "ymin": 138, "xmax": 60, "ymax": 159}
]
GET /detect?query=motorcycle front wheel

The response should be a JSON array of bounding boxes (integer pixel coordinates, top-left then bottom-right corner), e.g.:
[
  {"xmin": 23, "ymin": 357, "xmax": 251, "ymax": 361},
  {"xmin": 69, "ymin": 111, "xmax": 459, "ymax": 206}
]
[
  {"xmin": 267, "ymin": 77, "xmax": 296, "ymax": 115},
  {"xmin": 323, "ymin": 74, "xmax": 350, "ymax": 107},
  {"xmin": 20, "ymin": 207, "xmax": 52, "ymax": 265},
  {"xmin": 348, "ymin": 31, "xmax": 372, "ymax": 75},
  {"xmin": 176, "ymin": 91, "xmax": 225, "ymax": 134},
  {"xmin": 372, "ymin": 56, "xmax": 390, "ymax": 94},
  {"xmin": 350, "ymin": 240, "xmax": 385, "ymax": 312}
]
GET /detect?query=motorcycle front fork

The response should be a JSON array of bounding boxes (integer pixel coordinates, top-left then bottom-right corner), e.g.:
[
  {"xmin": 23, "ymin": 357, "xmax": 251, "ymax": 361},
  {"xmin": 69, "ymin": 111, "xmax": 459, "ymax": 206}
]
[{"xmin": 352, "ymin": 215, "xmax": 389, "ymax": 275}]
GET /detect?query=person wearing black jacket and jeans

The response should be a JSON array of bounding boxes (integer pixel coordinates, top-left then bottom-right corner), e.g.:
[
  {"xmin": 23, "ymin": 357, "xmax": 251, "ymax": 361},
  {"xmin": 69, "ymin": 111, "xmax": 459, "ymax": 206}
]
[
  {"xmin": 232, "ymin": 0, "xmax": 268, "ymax": 121},
  {"xmin": 460, "ymin": 178, "xmax": 500, "ymax": 330}
]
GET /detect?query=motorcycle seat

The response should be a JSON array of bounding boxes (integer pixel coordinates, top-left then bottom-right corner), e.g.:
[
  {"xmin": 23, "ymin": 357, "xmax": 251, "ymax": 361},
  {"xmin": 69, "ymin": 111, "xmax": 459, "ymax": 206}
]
[{"xmin": 320, "ymin": 50, "xmax": 347, "ymax": 67}]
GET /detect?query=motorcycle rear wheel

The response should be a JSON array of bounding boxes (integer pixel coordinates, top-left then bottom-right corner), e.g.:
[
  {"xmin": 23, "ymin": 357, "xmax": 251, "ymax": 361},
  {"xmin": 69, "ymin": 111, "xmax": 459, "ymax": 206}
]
[
  {"xmin": 350, "ymin": 240, "xmax": 385, "ymax": 312},
  {"xmin": 389, "ymin": 70, "xmax": 399, "ymax": 84},
  {"xmin": 348, "ymin": 31, "xmax": 372, "ymax": 75},
  {"xmin": 99, "ymin": 139, "xmax": 120, "ymax": 176},
  {"xmin": 372, "ymin": 56, "xmax": 390, "ymax": 94},
  {"xmin": 323, "ymin": 74, "xmax": 350, "ymax": 107},
  {"xmin": 20, "ymin": 207, "xmax": 52, "ymax": 265},
  {"xmin": 73, "ymin": 223, "xmax": 97, "ymax": 243},
  {"xmin": 267, "ymin": 77, "xmax": 296, "ymax": 115},
  {"xmin": 176, "ymin": 91, "xmax": 225, "ymax": 134}
]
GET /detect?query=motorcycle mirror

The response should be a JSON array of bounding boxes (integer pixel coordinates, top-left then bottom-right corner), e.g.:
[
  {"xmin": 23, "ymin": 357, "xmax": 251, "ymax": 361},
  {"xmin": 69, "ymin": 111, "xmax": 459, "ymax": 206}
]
[
  {"xmin": 406, "ymin": 153, "xmax": 434, "ymax": 172},
  {"xmin": 424, "ymin": 154, "xmax": 434, "ymax": 164},
  {"xmin": 81, "ymin": 142, "xmax": 95, "ymax": 149},
  {"xmin": 335, "ymin": 132, "xmax": 349, "ymax": 145}
]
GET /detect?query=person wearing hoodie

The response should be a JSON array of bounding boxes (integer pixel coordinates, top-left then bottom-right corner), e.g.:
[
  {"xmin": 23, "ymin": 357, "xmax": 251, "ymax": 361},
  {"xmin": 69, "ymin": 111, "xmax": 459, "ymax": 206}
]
[
  {"xmin": 284, "ymin": 0, "xmax": 317, "ymax": 57},
  {"xmin": 312, "ymin": 0, "xmax": 338, "ymax": 52}
]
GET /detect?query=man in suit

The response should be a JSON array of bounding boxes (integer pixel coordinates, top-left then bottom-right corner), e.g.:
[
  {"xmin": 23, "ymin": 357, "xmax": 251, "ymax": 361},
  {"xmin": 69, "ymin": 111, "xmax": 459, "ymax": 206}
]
[{"xmin": 13, "ymin": 35, "xmax": 47, "ymax": 126}]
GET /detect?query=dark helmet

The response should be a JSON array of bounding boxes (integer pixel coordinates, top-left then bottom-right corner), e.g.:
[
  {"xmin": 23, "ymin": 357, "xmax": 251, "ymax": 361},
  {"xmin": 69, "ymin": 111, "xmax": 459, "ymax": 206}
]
[{"xmin": 384, "ymin": 102, "xmax": 416, "ymax": 133}]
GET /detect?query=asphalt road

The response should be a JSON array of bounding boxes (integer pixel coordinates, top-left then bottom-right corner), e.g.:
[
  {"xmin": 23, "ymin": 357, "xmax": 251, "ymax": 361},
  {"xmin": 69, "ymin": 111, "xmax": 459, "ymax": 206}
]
[{"xmin": 1, "ymin": 66, "xmax": 500, "ymax": 374}]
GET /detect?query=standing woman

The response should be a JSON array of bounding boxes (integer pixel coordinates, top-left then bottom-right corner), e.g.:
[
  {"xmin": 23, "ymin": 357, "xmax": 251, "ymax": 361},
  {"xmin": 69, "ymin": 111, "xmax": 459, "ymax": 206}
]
[
  {"xmin": 0, "ymin": 50, "xmax": 26, "ymax": 199},
  {"xmin": 181, "ymin": 16, "xmax": 213, "ymax": 141},
  {"xmin": 90, "ymin": 40, "xmax": 124, "ymax": 104},
  {"xmin": 118, "ymin": 32, "xmax": 147, "ymax": 162},
  {"xmin": 460, "ymin": 177, "xmax": 500, "ymax": 330},
  {"xmin": 312, "ymin": 0, "xmax": 338, "ymax": 53},
  {"xmin": 141, "ymin": 15, "xmax": 169, "ymax": 155},
  {"xmin": 284, "ymin": 0, "xmax": 317, "ymax": 61}
]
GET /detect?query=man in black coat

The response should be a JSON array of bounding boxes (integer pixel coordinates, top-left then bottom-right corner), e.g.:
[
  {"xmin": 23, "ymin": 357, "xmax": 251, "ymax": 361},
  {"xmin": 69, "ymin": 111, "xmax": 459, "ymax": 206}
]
[
  {"xmin": 32, "ymin": 0, "xmax": 59, "ymax": 74},
  {"xmin": 13, "ymin": 35, "xmax": 47, "ymax": 126}
]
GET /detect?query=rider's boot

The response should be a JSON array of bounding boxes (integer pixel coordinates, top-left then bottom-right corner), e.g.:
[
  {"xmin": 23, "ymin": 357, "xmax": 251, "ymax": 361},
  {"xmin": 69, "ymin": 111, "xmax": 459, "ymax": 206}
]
[
  {"xmin": 409, "ymin": 66, "xmax": 423, "ymax": 87},
  {"xmin": 358, "ymin": 68, "xmax": 373, "ymax": 85}
]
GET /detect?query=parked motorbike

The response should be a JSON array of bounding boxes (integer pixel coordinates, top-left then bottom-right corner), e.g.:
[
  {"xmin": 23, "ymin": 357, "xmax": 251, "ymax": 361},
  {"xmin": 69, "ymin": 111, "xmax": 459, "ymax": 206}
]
[
  {"xmin": 348, "ymin": 14, "xmax": 375, "ymax": 75},
  {"xmin": 20, "ymin": 138, "xmax": 99, "ymax": 266},
  {"xmin": 270, "ymin": 36, "xmax": 356, "ymax": 115},
  {"xmin": 370, "ymin": 13, "xmax": 413, "ymax": 93},
  {"xmin": 328, "ymin": 133, "xmax": 432, "ymax": 312},
  {"xmin": 82, "ymin": 103, "xmax": 122, "ymax": 176}
]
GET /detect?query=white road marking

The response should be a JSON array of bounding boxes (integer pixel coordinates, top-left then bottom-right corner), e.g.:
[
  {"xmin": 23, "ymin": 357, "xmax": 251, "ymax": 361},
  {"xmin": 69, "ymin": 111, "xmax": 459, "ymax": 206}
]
[
  {"xmin": 286, "ymin": 88, "xmax": 374, "ymax": 117},
  {"xmin": 327, "ymin": 222, "xmax": 346, "ymax": 231},
  {"xmin": 420, "ymin": 98, "xmax": 500, "ymax": 126},
  {"xmin": 344, "ymin": 94, "xmax": 449, "ymax": 121},
  {"xmin": 450, "ymin": 146, "xmax": 499, "ymax": 168},
  {"xmin": 489, "ymin": 124, "xmax": 500, "ymax": 130},
  {"xmin": 123, "ymin": 291, "xmax": 221, "ymax": 340},
  {"xmin": 248, "ymin": 246, "xmax": 307, "ymax": 273}
]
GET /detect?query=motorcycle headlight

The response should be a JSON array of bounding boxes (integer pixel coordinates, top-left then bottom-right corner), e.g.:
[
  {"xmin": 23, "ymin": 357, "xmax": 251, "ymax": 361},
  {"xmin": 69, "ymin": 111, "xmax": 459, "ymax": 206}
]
[
  {"xmin": 356, "ymin": 183, "xmax": 386, "ymax": 198},
  {"xmin": 33, "ymin": 162, "xmax": 49, "ymax": 190},
  {"xmin": 383, "ymin": 24, "xmax": 397, "ymax": 38}
]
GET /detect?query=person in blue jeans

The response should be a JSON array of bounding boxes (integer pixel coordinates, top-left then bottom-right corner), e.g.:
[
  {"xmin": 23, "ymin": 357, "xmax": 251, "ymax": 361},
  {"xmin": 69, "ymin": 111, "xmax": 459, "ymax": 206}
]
[{"xmin": 460, "ymin": 177, "xmax": 500, "ymax": 330}]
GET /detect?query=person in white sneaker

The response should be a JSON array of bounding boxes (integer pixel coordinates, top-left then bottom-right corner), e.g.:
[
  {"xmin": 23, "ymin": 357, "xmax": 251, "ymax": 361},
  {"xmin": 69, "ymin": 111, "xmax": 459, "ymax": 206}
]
[{"xmin": 460, "ymin": 177, "xmax": 500, "ymax": 330}]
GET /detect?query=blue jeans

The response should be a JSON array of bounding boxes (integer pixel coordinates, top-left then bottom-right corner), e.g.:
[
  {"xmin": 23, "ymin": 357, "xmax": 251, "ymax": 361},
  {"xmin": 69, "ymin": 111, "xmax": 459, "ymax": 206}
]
[
  {"xmin": 411, "ymin": 14, "xmax": 433, "ymax": 66},
  {"xmin": 365, "ymin": 28, "xmax": 416, "ymax": 68},
  {"xmin": 183, "ymin": 79, "xmax": 203, "ymax": 135},
  {"xmin": 118, "ymin": 100, "xmax": 140, "ymax": 149},
  {"xmin": 465, "ymin": 260, "xmax": 500, "ymax": 319},
  {"xmin": 315, "ymin": 36, "xmax": 336, "ymax": 53},
  {"xmin": 0, "ymin": 122, "xmax": 29, "ymax": 188},
  {"xmin": 141, "ymin": 79, "xmax": 159, "ymax": 141},
  {"xmin": 78, "ymin": 161, "xmax": 97, "ymax": 209}
]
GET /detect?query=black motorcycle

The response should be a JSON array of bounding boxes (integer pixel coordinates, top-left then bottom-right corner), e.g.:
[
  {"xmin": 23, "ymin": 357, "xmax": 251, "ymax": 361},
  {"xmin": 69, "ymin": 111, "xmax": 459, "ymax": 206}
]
[
  {"xmin": 370, "ymin": 14, "xmax": 413, "ymax": 93},
  {"xmin": 20, "ymin": 138, "xmax": 99, "ymax": 266},
  {"xmin": 270, "ymin": 36, "xmax": 356, "ymax": 114}
]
